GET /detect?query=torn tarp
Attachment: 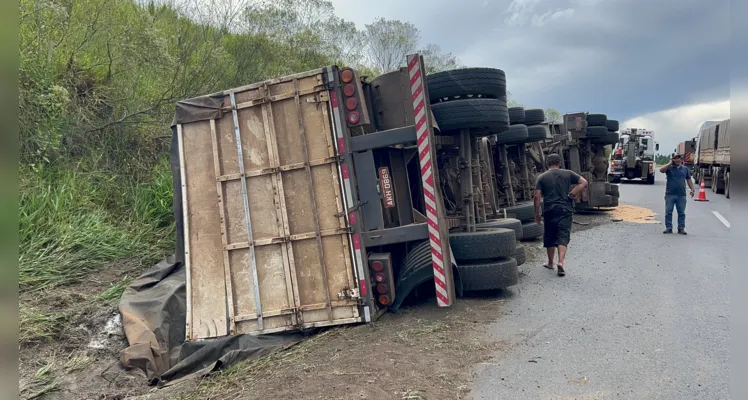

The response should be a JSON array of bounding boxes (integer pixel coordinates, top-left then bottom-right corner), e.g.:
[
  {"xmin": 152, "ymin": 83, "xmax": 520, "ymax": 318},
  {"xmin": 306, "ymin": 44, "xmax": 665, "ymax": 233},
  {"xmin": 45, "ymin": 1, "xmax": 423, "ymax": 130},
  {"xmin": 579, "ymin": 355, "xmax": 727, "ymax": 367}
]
[
  {"xmin": 118, "ymin": 257, "xmax": 302, "ymax": 386},
  {"xmin": 172, "ymin": 92, "xmax": 225, "ymax": 126}
]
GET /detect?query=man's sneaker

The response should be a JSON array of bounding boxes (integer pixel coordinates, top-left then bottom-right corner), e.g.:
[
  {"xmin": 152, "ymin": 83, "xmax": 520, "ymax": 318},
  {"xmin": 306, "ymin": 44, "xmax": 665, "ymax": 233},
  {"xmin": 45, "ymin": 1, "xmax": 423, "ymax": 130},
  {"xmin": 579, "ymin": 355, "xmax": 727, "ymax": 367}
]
[
  {"xmin": 678, "ymin": 229, "xmax": 687, "ymax": 235},
  {"xmin": 663, "ymin": 229, "xmax": 672, "ymax": 234}
]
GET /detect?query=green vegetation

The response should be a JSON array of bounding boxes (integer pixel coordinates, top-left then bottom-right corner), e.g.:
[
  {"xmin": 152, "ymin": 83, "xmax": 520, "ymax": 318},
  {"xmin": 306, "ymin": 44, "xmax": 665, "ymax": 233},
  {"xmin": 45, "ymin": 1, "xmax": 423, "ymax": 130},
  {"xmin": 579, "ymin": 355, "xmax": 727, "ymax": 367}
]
[
  {"xmin": 655, "ymin": 154, "xmax": 671, "ymax": 165},
  {"xmin": 19, "ymin": 0, "xmax": 460, "ymax": 308}
]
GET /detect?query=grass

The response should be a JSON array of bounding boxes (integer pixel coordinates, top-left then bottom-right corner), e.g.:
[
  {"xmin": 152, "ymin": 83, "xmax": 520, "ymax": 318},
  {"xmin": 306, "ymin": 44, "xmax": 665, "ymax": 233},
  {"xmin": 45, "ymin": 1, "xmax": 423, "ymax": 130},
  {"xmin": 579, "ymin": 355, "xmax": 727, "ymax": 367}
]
[
  {"xmin": 96, "ymin": 276, "xmax": 132, "ymax": 301},
  {"xmin": 19, "ymin": 355, "xmax": 96, "ymax": 399},
  {"xmin": 18, "ymin": 156, "xmax": 173, "ymax": 345},
  {"xmin": 18, "ymin": 157, "xmax": 174, "ymax": 292},
  {"xmin": 19, "ymin": 306, "xmax": 68, "ymax": 345}
]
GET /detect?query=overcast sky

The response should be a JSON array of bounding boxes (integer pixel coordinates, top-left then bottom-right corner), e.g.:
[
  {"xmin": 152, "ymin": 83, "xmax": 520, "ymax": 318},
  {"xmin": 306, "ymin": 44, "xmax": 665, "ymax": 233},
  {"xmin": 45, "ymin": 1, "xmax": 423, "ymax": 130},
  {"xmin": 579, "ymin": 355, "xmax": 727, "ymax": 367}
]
[{"xmin": 330, "ymin": 0, "xmax": 730, "ymax": 154}]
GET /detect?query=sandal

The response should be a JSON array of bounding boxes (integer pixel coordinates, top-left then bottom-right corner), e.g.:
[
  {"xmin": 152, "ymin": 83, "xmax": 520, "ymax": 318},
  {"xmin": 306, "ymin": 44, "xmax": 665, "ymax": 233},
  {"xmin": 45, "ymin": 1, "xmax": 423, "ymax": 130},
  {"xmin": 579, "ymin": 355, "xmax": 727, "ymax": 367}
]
[
  {"xmin": 543, "ymin": 263, "xmax": 555, "ymax": 270},
  {"xmin": 557, "ymin": 265, "xmax": 565, "ymax": 277}
]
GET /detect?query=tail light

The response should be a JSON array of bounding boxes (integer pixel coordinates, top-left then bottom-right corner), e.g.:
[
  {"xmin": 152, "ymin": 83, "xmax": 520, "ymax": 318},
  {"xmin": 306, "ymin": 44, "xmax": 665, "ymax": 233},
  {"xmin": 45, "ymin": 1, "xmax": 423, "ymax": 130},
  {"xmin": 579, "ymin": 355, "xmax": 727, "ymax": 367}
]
[
  {"xmin": 368, "ymin": 253, "xmax": 395, "ymax": 306},
  {"xmin": 649, "ymin": 164, "xmax": 654, "ymax": 172},
  {"xmin": 338, "ymin": 67, "xmax": 370, "ymax": 127}
]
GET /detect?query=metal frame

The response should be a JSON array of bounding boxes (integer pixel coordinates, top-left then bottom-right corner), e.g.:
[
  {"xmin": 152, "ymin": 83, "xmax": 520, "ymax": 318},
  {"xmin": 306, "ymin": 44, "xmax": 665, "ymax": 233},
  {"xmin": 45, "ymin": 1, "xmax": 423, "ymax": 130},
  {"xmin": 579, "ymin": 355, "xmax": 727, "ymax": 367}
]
[
  {"xmin": 325, "ymin": 67, "xmax": 374, "ymax": 322},
  {"xmin": 229, "ymin": 92, "xmax": 264, "ymax": 331}
]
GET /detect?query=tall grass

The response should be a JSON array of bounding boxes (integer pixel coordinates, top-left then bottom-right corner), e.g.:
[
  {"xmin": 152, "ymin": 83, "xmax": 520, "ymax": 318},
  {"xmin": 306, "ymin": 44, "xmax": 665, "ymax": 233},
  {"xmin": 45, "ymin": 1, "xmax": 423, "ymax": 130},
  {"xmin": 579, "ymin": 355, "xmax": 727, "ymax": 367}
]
[{"xmin": 18, "ymin": 157, "xmax": 174, "ymax": 292}]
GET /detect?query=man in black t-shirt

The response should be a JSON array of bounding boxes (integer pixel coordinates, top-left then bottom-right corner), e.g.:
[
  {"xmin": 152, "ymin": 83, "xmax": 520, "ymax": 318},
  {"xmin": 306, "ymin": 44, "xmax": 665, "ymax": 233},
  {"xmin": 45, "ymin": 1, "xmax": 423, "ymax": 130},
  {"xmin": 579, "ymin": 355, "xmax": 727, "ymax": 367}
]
[{"xmin": 533, "ymin": 154, "xmax": 588, "ymax": 276}]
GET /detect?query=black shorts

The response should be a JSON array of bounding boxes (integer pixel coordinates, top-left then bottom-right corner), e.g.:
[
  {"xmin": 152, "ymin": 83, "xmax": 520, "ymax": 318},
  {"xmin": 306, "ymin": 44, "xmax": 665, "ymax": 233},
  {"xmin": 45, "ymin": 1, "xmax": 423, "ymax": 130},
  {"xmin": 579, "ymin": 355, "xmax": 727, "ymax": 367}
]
[{"xmin": 543, "ymin": 209, "xmax": 572, "ymax": 248}]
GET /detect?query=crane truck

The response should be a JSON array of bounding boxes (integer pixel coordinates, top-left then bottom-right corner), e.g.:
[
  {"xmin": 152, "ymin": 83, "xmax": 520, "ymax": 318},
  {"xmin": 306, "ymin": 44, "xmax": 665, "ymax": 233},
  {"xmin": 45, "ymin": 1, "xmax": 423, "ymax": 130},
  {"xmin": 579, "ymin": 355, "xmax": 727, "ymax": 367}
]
[{"xmin": 607, "ymin": 128, "xmax": 659, "ymax": 184}]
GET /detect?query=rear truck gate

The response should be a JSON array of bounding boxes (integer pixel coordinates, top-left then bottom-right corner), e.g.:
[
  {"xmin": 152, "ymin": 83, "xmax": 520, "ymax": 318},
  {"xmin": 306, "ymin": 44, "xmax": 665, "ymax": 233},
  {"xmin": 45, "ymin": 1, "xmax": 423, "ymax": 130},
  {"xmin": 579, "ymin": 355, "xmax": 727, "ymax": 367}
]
[
  {"xmin": 177, "ymin": 55, "xmax": 456, "ymax": 340},
  {"xmin": 177, "ymin": 68, "xmax": 367, "ymax": 339}
]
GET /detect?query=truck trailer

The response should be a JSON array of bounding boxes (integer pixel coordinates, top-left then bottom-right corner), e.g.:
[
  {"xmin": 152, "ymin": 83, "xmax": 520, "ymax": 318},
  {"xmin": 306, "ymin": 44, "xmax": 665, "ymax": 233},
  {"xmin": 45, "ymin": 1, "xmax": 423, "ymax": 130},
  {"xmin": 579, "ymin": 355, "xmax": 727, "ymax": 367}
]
[
  {"xmin": 172, "ymin": 56, "xmax": 527, "ymax": 340},
  {"xmin": 693, "ymin": 118, "xmax": 730, "ymax": 197}
]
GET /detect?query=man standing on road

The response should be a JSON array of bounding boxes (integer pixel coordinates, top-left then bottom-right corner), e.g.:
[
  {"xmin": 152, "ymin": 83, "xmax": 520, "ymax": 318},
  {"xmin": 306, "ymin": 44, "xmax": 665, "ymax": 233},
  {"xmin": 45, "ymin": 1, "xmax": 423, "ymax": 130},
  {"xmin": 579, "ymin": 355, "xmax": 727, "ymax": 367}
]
[
  {"xmin": 659, "ymin": 153, "xmax": 695, "ymax": 235},
  {"xmin": 534, "ymin": 154, "xmax": 588, "ymax": 277}
]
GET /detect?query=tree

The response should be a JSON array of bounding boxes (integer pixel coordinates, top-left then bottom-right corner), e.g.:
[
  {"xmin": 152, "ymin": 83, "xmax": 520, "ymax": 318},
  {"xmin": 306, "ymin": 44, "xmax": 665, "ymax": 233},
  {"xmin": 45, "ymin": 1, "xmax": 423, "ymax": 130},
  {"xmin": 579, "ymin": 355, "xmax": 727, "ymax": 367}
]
[
  {"xmin": 364, "ymin": 18, "xmax": 420, "ymax": 74},
  {"xmin": 419, "ymin": 43, "xmax": 462, "ymax": 74},
  {"xmin": 507, "ymin": 91, "xmax": 523, "ymax": 108},
  {"xmin": 545, "ymin": 108, "xmax": 561, "ymax": 123}
]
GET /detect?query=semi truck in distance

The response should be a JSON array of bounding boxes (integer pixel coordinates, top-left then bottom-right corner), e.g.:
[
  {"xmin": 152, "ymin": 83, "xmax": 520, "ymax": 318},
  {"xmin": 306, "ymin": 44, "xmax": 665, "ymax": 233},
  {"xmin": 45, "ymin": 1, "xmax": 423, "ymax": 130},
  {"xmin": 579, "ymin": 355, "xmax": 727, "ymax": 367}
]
[
  {"xmin": 693, "ymin": 118, "xmax": 730, "ymax": 198},
  {"xmin": 675, "ymin": 139, "xmax": 696, "ymax": 174}
]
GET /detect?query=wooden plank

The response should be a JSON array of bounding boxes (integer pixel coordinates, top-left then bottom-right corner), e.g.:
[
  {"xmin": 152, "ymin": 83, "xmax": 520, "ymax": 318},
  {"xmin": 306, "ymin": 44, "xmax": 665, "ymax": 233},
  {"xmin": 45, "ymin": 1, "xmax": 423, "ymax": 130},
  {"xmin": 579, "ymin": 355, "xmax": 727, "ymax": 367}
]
[
  {"xmin": 216, "ymin": 156, "xmax": 339, "ymax": 182},
  {"xmin": 294, "ymin": 78, "xmax": 334, "ymax": 322},
  {"xmin": 176, "ymin": 124, "xmax": 192, "ymax": 341},
  {"xmin": 231, "ymin": 86, "xmax": 324, "ymax": 111},
  {"xmin": 209, "ymin": 119, "xmax": 236, "ymax": 334},
  {"xmin": 181, "ymin": 121, "xmax": 228, "ymax": 339},
  {"xmin": 225, "ymin": 228, "xmax": 350, "ymax": 250},
  {"xmin": 220, "ymin": 68, "xmax": 326, "ymax": 99},
  {"xmin": 319, "ymin": 99, "xmax": 356, "ymax": 297},
  {"xmin": 260, "ymin": 84, "xmax": 302, "ymax": 327}
]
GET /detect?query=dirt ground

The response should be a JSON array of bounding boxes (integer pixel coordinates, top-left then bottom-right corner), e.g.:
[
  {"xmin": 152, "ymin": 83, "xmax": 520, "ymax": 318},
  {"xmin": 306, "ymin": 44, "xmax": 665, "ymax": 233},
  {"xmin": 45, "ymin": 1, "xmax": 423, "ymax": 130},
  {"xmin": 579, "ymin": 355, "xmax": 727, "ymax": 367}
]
[{"xmin": 18, "ymin": 213, "xmax": 614, "ymax": 400}]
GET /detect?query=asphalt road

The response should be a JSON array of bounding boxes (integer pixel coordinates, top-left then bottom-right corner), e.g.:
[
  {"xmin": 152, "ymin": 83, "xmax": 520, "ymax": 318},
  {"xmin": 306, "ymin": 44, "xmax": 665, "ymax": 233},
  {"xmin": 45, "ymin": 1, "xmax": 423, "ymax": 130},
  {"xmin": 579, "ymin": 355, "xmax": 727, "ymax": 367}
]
[{"xmin": 472, "ymin": 178, "xmax": 730, "ymax": 399}]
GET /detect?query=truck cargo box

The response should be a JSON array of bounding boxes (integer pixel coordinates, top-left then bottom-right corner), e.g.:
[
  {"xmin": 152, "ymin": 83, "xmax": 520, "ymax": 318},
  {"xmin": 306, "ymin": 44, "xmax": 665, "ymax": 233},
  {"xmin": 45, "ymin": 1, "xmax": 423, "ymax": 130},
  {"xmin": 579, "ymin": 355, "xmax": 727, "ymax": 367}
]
[
  {"xmin": 174, "ymin": 68, "xmax": 364, "ymax": 339},
  {"xmin": 716, "ymin": 119, "xmax": 730, "ymax": 165}
]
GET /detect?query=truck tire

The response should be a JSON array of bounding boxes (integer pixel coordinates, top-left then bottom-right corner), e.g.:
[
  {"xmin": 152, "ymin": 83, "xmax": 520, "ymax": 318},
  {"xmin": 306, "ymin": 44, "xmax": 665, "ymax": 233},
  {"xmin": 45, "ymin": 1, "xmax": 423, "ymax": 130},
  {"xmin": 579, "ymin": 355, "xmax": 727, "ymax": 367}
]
[
  {"xmin": 726, "ymin": 172, "xmax": 730, "ymax": 199},
  {"xmin": 524, "ymin": 125, "xmax": 547, "ymax": 142},
  {"xmin": 496, "ymin": 124, "xmax": 528, "ymax": 144},
  {"xmin": 605, "ymin": 119, "xmax": 619, "ymax": 132},
  {"xmin": 592, "ymin": 132, "xmax": 619, "ymax": 144},
  {"xmin": 610, "ymin": 195, "xmax": 619, "ymax": 207},
  {"xmin": 514, "ymin": 244, "xmax": 526, "ymax": 266},
  {"xmin": 449, "ymin": 229, "xmax": 516, "ymax": 261},
  {"xmin": 587, "ymin": 114, "xmax": 607, "ymax": 127},
  {"xmin": 504, "ymin": 202, "xmax": 536, "ymax": 222},
  {"xmin": 647, "ymin": 172, "xmax": 655, "ymax": 185},
  {"xmin": 523, "ymin": 109, "xmax": 546, "ymax": 125},
  {"xmin": 431, "ymin": 98, "xmax": 509, "ymax": 133},
  {"xmin": 427, "ymin": 68, "xmax": 507, "ymax": 103},
  {"xmin": 521, "ymin": 221, "xmax": 543, "ymax": 240},
  {"xmin": 457, "ymin": 258, "xmax": 519, "ymax": 290},
  {"xmin": 508, "ymin": 107, "xmax": 525, "ymax": 124},
  {"xmin": 476, "ymin": 218, "xmax": 523, "ymax": 240},
  {"xmin": 585, "ymin": 126, "xmax": 608, "ymax": 138}
]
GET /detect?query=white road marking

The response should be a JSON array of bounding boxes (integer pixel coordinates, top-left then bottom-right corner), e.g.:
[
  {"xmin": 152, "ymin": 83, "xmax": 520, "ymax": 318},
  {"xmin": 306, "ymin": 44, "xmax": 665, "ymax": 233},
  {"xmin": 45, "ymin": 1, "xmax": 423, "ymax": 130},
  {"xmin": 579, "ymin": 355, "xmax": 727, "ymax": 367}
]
[{"xmin": 711, "ymin": 211, "xmax": 730, "ymax": 229}]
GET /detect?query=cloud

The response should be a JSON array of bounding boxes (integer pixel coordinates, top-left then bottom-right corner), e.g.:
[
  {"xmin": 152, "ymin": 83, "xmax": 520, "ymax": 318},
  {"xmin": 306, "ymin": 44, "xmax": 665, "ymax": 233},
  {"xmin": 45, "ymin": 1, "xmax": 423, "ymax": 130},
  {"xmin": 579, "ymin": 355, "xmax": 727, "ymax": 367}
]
[
  {"xmin": 622, "ymin": 100, "xmax": 730, "ymax": 155},
  {"xmin": 328, "ymin": 0, "xmax": 730, "ymax": 121}
]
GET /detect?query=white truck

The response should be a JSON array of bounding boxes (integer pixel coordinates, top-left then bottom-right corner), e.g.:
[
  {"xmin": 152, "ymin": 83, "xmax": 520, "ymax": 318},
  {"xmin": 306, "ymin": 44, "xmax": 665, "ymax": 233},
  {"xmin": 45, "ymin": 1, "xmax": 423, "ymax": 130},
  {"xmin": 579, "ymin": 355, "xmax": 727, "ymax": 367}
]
[{"xmin": 607, "ymin": 128, "xmax": 659, "ymax": 184}]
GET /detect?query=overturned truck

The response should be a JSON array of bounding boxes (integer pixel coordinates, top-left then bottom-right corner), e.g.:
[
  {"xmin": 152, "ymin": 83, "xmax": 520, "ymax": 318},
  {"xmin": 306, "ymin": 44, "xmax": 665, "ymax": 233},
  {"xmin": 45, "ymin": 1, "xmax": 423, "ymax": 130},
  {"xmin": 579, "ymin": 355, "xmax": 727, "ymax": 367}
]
[
  {"xmin": 172, "ymin": 56, "xmax": 532, "ymax": 340},
  {"xmin": 541, "ymin": 113, "xmax": 622, "ymax": 209}
]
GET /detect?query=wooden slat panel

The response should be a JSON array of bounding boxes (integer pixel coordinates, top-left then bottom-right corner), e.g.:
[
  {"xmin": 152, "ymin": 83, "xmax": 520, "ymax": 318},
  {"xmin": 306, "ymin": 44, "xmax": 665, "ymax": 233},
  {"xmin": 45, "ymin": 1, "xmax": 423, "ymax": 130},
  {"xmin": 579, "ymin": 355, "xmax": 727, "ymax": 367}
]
[
  {"xmin": 182, "ymin": 70, "xmax": 360, "ymax": 338},
  {"xmin": 182, "ymin": 121, "xmax": 228, "ymax": 339}
]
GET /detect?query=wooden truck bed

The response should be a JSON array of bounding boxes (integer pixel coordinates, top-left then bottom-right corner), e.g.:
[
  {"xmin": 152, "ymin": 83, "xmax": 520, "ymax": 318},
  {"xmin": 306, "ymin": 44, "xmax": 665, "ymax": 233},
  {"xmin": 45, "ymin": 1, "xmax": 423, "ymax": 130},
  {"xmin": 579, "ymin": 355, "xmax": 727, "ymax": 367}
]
[{"xmin": 175, "ymin": 69, "xmax": 361, "ymax": 339}]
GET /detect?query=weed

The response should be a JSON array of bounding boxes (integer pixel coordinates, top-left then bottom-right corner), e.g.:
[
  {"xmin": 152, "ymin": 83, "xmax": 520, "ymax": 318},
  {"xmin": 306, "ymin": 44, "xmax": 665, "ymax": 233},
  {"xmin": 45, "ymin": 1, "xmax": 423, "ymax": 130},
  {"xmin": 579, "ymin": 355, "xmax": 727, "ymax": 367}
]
[
  {"xmin": 19, "ymin": 306, "xmax": 67, "ymax": 345},
  {"xmin": 18, "ymin": 161, "xmax": 173, "ymax": 292},
  {"xmin": 19, "ymin": 360, "xmax": 62, "ymax": 399},
  {"xmin": 96, "ymin": 276, "xmax": 132, "ymax": 301}
]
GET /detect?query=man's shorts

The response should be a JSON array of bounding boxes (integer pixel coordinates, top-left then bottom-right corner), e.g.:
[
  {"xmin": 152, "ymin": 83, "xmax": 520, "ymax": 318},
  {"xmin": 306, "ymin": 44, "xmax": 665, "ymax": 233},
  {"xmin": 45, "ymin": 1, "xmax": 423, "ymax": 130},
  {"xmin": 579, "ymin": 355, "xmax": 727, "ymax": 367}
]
[{"xmin": 543, "ymin": 209, "xmax": 573, "ymax": 248}]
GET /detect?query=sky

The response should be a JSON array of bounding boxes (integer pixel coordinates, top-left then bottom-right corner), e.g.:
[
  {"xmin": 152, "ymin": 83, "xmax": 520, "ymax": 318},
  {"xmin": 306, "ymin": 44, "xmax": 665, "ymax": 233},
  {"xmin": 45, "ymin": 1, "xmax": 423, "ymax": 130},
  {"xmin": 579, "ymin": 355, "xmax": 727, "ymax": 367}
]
[{"xmin": 329, "ymin": 0, "xmax": 731, "ymax": 154}]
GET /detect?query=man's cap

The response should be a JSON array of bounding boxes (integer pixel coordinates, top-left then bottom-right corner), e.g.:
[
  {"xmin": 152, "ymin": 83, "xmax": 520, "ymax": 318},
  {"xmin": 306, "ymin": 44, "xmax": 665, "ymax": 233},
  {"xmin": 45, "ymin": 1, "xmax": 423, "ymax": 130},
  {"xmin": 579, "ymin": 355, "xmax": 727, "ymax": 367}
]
[
  {"xmin": 672, "ymin": 153, "xmax": 682, "ymax": 159},
  {"xmin": 547, "ymin": 153, "xmax": 563, "ymax": 165}
]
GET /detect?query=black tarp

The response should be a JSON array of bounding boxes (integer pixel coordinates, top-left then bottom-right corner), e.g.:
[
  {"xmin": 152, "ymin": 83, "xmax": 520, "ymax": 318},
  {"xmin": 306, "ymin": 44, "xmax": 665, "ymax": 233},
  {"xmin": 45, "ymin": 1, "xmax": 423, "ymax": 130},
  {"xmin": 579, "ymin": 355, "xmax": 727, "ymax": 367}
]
[{"xmin": 118, "ymin": 257, "xmax": 303, "ymax": 386}]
